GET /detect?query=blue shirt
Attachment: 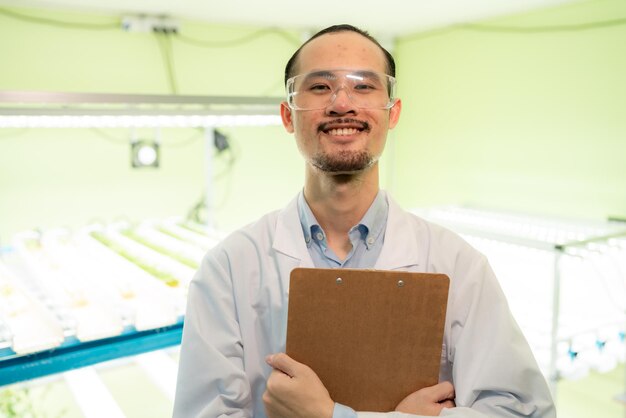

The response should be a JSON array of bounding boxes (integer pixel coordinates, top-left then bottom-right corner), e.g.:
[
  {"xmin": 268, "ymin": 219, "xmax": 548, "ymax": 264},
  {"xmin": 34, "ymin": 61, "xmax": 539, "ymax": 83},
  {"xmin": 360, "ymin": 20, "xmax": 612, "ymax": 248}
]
[
  {"xmin": 297, "ymin": 190, "xmax": 389, "ymax": 418},
  {"xmin": 297, "ymin": 190, "xmax": 388, "ymax": 269}
]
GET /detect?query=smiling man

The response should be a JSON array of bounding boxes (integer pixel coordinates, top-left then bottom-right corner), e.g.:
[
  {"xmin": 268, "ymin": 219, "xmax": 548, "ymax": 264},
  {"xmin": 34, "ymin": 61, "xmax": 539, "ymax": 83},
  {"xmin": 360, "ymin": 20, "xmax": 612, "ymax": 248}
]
[{"xmin": 173, "ymin": 25, "xmax": 556, "ymax": 418}]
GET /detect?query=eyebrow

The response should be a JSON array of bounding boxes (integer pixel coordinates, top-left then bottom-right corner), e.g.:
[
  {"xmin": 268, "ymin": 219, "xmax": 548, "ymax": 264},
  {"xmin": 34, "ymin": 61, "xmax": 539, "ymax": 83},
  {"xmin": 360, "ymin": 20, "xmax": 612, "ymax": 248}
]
[
  {"xmin": 301, "ymin": 70, "xmax": 336, "ymax": 82},
  {"xmin": 301, "ymin": 69, "xmax": 382, "ymax": 83}
]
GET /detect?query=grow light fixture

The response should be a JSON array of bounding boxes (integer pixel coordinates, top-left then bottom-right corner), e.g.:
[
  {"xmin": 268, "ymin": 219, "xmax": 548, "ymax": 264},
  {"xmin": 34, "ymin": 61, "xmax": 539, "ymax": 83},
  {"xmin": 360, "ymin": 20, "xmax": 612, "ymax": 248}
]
[{"xmin": 0, "ymin": 91, "xmax": 283, "ymax": 128}]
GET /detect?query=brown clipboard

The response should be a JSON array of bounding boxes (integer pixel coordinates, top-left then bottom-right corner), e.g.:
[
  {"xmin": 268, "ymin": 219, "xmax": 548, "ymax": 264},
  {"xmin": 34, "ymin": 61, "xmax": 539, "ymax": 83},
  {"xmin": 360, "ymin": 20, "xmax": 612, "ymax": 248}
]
[{"xmin": 286, "ymin": 268, "xmax": 449, "ymax": 412}]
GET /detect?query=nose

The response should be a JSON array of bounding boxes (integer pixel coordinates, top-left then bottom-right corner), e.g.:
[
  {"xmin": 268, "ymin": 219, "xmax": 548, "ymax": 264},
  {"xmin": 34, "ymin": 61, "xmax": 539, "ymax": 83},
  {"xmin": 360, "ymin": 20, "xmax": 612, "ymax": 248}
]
[{"xmin": 326, "ymin": 87, "xmax": 357, "ymax": 116}]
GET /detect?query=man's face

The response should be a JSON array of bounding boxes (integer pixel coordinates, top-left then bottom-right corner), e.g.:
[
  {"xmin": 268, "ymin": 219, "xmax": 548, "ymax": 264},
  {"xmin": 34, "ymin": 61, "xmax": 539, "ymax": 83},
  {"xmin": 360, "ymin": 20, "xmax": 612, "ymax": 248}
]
[{"xmin": 281, "ymin": 32, "xmax": 402, "ymax": 175}]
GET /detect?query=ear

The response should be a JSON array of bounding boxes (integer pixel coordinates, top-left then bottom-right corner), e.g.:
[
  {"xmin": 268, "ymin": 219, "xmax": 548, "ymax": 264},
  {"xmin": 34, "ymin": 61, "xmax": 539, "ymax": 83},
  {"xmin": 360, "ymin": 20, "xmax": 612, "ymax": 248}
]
[
  {"xmin": 388, "ymin": 99, "xmax": 402, "ymax": 130},
  {"xmin": 280, "ymin": 102, "xmax": 295, "ymax": 133}
]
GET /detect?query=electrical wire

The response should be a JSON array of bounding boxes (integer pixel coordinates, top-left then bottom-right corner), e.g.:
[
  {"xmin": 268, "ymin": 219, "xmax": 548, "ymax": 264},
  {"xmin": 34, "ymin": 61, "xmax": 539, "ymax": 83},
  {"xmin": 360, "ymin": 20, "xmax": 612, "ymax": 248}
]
[
  {"xmin": 91, "ymin": 127, "xmax": 203, "ymax": 148},
  {"xmin": 0, "ymin": 7, "xmax": 299, "ymax": 51},
  {"xmin": 186, "ymin": 133, "xmax": 240, "ymax": 223},
  {"xmin": 213, "ymin": 143, "xmax": 238, "ymax": 181},
  {"xmin": 4, "ymin": 3, "xmax": 625, "ymax": 38},
  {"xmin": 0, "ymin": 7, "xmax": 307, "ymax": 98},
  {"xmin": 401, "ymin": 15, "xmax": 626, "ymax": 42},
  {"xmin": 0, "ymin": 7, "xmax": 119, "ymax": 30},
  {"xmin": 210, "ymin": 135, "xmax": 239, "ymax": 212},
  {"xmin": 165, "ymin": 129, "xmax": 203, "ymax": 148},
  {"xmin": 154, "ymin": 31, "xmax": 178, "ymax": 94},
  {"xmin": 174, "ymin": 27, "xmax": 300, "ymax": 48},
  {"xmin": 90, "ymin": 128, "xmax": 128, "ymax": 144},
  {"xmin": 462, "ymin": 17, "xmax": 626, "ymax": 33},
  {"xmin": 0, "ymin": 5, "xmax": 300, "ymax": 52}
]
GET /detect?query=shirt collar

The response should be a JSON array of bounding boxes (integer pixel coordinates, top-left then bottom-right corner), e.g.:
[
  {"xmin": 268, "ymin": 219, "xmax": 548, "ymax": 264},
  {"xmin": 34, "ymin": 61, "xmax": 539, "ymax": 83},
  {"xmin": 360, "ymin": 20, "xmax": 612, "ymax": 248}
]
[{"xmin": 297, "ymin": 190, "xmax": 388, "ymax": 250}]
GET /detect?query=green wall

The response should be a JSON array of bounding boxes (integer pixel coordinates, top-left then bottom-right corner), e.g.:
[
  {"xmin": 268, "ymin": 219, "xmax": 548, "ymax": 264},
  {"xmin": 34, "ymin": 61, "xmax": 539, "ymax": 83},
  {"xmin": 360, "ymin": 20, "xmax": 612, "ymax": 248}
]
[
  {"xmin": 0, "ymin": 7, "xmax": 307, "ymax": 240},
  {"xmin": 393, "ymin": 0, "xmax": 626, "ymax": 221},
  {"xmin": 0, "ymin": 125, "xmax": 304, "ymax": 239},
  {"xmin": 1, "ymin": 1, "xmax": 625, "ymax": 241},
  {"xmin": 0, "ymin": 6, "xmax": 399, "ymax": 240}
]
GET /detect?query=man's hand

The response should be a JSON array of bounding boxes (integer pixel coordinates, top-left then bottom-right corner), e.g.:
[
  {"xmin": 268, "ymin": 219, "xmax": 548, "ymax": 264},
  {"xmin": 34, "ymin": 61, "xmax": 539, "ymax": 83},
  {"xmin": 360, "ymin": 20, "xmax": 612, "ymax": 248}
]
[
  {"xmin": 263, "ymin": 353, "xmax": 335, "ymax": 418},
  {"xmin": 395, "ymin": 381, "xmax": 456, "ymax": 416}
]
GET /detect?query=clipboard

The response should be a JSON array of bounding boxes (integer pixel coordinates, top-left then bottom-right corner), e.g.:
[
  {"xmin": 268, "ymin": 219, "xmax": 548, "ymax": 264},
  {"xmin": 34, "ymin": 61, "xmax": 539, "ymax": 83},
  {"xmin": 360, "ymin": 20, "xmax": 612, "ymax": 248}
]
[{"xmin": 286, "ymin": 268, "xmax": 450, "ymax": 412}]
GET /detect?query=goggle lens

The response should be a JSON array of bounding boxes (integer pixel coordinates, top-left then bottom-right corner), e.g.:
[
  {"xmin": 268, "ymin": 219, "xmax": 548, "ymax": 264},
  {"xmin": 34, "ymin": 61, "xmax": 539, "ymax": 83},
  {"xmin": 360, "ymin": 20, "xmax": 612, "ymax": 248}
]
[{"xmin": 286, "ymin": 69, "xmax": 396, "ymax": 110}]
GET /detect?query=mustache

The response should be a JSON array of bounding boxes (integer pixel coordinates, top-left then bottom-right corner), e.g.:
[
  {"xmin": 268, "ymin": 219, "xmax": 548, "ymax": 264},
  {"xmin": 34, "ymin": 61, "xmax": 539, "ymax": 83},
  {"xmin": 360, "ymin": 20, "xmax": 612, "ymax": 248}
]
[{"xmin": 317, "ymin": 118, "xmax": 370, "ymax": 133}]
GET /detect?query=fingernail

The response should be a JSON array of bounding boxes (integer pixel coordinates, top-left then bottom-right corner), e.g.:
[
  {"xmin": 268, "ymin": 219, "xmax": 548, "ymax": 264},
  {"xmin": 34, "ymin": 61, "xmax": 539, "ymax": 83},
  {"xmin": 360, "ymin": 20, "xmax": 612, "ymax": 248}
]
[{"xmin": 265, "ymin": 354, "xmax": 274, "ymax": 364}]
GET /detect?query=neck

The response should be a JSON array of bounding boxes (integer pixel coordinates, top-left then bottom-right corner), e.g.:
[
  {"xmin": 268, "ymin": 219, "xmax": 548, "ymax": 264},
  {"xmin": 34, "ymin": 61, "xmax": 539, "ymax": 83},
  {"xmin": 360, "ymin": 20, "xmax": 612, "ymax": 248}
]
[{"xmin": 303, "ymin": 163, "xmax": 380, "ymax": 258}]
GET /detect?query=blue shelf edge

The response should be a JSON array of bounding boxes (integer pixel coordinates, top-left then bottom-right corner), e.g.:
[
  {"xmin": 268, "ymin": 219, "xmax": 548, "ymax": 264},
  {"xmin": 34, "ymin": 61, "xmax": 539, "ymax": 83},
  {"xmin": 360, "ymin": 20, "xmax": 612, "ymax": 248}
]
[{"xmin": 0, "ymin": 321, "xmax": 184, "ymax": 387}]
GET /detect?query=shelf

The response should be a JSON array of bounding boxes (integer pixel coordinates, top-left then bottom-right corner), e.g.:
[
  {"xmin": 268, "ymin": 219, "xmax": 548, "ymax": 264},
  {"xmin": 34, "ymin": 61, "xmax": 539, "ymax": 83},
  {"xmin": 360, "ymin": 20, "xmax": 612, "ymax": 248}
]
[
  {"xmin": 0, "ymin": 320, "xmax": 183, "ymax": 386},
  {"xmin": 413, "ymin": 206, "xmax": 626, "ymax": 392},
  {"xmin": 0, "ymin": 218, "xmax": 211, "ymax": 387}
]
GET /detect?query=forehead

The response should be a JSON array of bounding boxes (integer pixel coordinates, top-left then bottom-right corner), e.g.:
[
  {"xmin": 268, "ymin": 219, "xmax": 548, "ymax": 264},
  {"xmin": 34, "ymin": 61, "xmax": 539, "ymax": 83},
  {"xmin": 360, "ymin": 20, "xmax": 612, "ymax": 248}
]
[{"xmin": 295, "ymin": 32, "xmax": 387, "ymax": 76}]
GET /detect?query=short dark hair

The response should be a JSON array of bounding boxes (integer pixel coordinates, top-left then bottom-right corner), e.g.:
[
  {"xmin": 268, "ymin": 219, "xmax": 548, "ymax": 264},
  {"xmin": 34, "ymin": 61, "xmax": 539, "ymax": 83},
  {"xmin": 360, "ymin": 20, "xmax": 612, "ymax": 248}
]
[{"xmin": 284, "ymin": 24, "xmax": 396, "ymax": 85}]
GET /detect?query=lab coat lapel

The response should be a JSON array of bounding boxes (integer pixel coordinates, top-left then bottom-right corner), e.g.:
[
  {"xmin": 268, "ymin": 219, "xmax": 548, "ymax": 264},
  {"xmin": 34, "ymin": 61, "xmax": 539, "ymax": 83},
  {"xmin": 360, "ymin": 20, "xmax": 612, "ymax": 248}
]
[
  {"xmin": 272, "ymin": 194, "xmax": 315, "ymax": 268},
  {"xmin": 374, "ymin": 195, "xmax": 422, "ymax": 271}
]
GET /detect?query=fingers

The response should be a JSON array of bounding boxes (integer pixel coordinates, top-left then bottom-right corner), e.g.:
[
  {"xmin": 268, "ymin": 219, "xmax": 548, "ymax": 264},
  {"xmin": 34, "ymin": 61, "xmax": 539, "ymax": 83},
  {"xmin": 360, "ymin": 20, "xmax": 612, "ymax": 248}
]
[
  {"xmin": 395, "ymin": 381, "xmax": 456, "ymax": 415},
  {"xmin": 263, "ymin": 355, "xmax": 334, "ymax": 418},
  {"xmin": 440, "ymin": 399, "xmax": 456, "ymax": 409},
  {"xmin": 266, "ymin": 353, "xmax": 299, "ymax": 378},
  {"xmin": 427, "ymin": 381, "xmax": 455, "ymax": 403}
]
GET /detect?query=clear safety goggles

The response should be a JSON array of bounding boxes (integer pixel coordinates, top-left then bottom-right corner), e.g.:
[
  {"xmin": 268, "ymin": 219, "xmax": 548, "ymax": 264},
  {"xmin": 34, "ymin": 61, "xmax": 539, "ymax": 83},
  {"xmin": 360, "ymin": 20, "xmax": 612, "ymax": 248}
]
[{"xmin": 286, "ymin": 69, "xmax": 397, "ymax": 111}]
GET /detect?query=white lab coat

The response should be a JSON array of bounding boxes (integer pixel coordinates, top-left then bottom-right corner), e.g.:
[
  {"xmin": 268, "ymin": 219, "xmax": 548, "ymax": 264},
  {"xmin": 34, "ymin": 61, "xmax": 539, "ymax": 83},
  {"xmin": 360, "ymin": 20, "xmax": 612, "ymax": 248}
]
[{"xmin": 173, "ymin": 193, "xmax": 556, "ymax": 418}]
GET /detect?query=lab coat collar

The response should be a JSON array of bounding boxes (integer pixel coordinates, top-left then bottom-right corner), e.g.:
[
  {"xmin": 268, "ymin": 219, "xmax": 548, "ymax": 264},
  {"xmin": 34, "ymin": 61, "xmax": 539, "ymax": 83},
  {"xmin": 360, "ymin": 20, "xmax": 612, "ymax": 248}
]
[
  {"xmin": 374, "ymin": 195, "xmax": 421, "ymax": 271},
  {"xmin": 273, "ymin": 195, "xmax": 315, "ymax": 267},
  {"xmin": 273, "ymin": 192, "xmax": 420, "ymax": 271}
]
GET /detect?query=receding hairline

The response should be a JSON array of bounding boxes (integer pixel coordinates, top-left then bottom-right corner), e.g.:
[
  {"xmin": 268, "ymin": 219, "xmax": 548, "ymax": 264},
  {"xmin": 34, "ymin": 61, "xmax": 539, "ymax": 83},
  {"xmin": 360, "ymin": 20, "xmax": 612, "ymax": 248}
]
[
  {"xmin": 292, "ymin": 32, "xmax": 388, "ymax": 77},
  {"xmin": 284, "ymin": 27, "xmax": 395, "ymax": 85}
]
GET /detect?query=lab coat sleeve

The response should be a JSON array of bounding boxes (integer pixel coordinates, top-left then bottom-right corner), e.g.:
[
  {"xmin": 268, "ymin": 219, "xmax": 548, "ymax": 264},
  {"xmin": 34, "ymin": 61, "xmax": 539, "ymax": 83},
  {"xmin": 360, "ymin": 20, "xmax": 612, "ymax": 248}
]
[
  {"xmin": 439, "ymin": 248, "xmax": 556, "ymax": 417},
  {"xmin": 173, "ymin": 247, "xmax": 253, "ymax": 418}
]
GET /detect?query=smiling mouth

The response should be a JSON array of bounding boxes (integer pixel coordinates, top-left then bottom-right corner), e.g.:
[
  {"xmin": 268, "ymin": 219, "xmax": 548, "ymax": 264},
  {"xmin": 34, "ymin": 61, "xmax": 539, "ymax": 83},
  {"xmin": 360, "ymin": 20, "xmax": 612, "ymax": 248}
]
[
  {"xmin": 327, "ymin": 127, "xmax": 359, "ymax": 136},
  {"xmin": 318, "ymin": 119, "xmax": 370, "ymax": 136}
]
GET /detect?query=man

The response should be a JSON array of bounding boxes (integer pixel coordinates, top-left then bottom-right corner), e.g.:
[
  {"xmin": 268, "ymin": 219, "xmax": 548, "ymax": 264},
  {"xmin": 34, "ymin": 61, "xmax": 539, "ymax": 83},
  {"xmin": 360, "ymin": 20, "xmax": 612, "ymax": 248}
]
[{"xmin": 173, "ymin": 24, "xmax": 556, "ymax": 418}]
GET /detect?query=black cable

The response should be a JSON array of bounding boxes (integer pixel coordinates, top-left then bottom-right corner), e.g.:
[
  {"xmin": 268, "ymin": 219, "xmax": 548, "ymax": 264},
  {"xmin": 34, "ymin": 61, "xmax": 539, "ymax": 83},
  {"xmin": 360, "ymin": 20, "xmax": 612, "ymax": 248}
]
[
  {"xmin": 154, "ymin": 31, "xmax": 178, "ymax": 94},
  {"xmin": 163, "ymin": 129, "xmax": 203, "ymax": 148},
  {"xmin": 186, "ymin": 133, "xmax": 239, "ymax": 222},
  {"xmin": 4, "ymin": 3, "xmax": 625, "ymax": 37},
  {"xmin": 0, "ymin": 5, "xmax": 300, "ymax": 51},
  {"xmin": 213, "ymin": 146, "xmax": 237, "ymax": 180},
  {"xmin": 91, "ymin": 128, "xmax": 204, "ymax": 148},
  {"xmin": 90, "ymin": 128, "xmax": 128, "ymax": 144},
  {"xmin": 0, "ymin": 7, "xmax": 119, "ymax": 30},
  {"xmin": 212, "ymin": 134, "xmax": 240, "ymax": 211},
  {"xmin": 174, "ymin": 27, "xmax": 300, "ymax": 48},
  {"xmin": 401, "ymin": 15, "xmax": 626, "ymax": 42},
  {"xmin": 462, "ymin": 16, "xmax": 626, "ymax": 33}
]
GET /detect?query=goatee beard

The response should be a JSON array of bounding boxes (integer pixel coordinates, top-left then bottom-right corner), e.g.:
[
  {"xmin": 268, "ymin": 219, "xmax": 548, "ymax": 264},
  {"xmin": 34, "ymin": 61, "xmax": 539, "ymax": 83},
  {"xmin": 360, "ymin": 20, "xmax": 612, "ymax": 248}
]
[{"xmin": 311, "ymin": 150, "xmax": 375, "ymax": 173}]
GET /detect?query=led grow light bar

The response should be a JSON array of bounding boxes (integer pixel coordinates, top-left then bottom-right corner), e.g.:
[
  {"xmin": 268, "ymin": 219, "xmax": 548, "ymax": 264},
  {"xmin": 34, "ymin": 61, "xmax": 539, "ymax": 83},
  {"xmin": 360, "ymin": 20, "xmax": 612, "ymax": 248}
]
[{"xmin": 0, "ymin": 91, "xmax": 283, "ymax": 128}]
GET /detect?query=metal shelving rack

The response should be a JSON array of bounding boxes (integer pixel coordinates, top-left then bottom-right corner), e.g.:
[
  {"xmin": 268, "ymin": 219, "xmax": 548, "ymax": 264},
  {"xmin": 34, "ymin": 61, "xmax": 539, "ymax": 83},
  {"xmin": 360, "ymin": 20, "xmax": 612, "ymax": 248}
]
[
  {"xmin": 0, "ymin": 90, "xmax": 282, "ymax": 388},
  {"xmin": 413, "ymin": 206, "xmax": 626, "ymax": 397},
  {"xmin": 0, "ymin": 321, "xmax": 183, "ymax": 386}
]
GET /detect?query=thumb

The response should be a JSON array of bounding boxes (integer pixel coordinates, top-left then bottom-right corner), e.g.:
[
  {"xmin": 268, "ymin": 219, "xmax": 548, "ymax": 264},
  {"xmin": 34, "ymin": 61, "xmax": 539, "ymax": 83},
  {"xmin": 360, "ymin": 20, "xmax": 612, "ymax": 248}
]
[
  {"xmin": 266, "ymin": 353, "xmax": 299, "ymax": 378},
  {"xmin": 429, "ymin": 381, "xmax": 455, "ymax": 402}
]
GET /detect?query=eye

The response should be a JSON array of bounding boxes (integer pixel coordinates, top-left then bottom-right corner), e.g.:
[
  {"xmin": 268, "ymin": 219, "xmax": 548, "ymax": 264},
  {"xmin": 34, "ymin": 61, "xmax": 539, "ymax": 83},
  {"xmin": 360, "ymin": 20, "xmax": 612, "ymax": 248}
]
[
  {"xmin": 308, "ymin": 83, "xmax": 332, "ymax": 93},
  {"xmin": 354, "ymin": 83, "xmax": 377, "ymax": 92}
]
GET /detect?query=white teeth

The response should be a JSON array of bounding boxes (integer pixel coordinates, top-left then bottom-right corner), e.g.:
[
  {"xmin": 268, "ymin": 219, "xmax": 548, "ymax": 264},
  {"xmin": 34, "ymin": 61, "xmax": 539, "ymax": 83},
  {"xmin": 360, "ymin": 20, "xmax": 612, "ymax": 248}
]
[{"xmin": 328, "ymin": 128, "xmax": 358, "ymax": 136}]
